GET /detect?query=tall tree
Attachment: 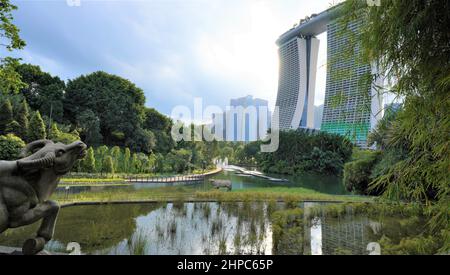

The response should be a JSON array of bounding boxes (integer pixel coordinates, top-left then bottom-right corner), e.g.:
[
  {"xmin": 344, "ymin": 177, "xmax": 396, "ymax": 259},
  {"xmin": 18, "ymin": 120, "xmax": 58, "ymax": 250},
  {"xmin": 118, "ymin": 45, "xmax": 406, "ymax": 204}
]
[
  {"xmin": 143, "ymin": 107, "xmax": 172, "ymax": 132},
  {"xmin": 122, "ymin": 147, "xmax": 131, "ymax": 173},
  {"xmin": 0, "ymin": 1, "xmax": 26, "ymax": 95},
  {"xmin": 0, "ymin": 0, "xmax": 26, "ymax": 51},
  {"xmin": 15, "ymin": 64, "xmax": 66, "ymax": 122},
  {"xmin": 76, "ymin": 109, "xmax": 102, "ymax": 147},
  {"xmin": 47, "ymin": 122, "xmax": 61, "ymax": 141},
  {"xmin": 130, "ymin": 153, "xmax": 140, "ymax": 174},
  {"xmin": 15, "ymin": 99, "xmax": 29, "ymax": 139},
  {"xmin": 110, "ymin": 146, "xmax": 121, "ymax": 172},
  {"xmin": 0, "ymin": 58, "xmax": 26, "ymax": 95},
  {"xmin": 103, "ymin": 155, "xmax": 114, "ymax": 176},
  {"xmin": 82, "ymin": 147, "xmax": 96, "ymax": 173},
  {"xmin": 0, "ymin": 98, "xmax": 13, "ymax": 134},
  {"xmin": 64, "ymin": 71, "xmax": 146, "ymax": 148},
  {"xmin": 28, "ymin": 110, "xmax": 46, "ymax": 141},
  {"xmin": 95, "ymin": 145, "xmax": 109, "ymax": 173}
]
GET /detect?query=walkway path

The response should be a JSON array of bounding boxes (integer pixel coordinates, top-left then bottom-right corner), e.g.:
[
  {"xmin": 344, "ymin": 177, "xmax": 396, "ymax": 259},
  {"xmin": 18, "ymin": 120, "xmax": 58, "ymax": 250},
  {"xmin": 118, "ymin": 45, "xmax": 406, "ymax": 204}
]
[{"xmin": 125, "ymin": 168, "xmax": 222, "ymax": 184}]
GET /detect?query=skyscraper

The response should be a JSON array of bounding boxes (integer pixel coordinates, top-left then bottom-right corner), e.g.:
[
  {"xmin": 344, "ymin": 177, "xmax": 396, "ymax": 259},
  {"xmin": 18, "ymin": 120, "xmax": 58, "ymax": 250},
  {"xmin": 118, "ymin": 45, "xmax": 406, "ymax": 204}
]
[
  {"xmin": 211, "ymin": 95, "xmax": 270, "ymax": 142},
  {"xmin": 320, "ymin": 19, "xmax": 383, "ymax": 147},
  {"xmin": 273, "ymin": 5, "xmax": 383, "ymax": 147},
  {"xmin": 229, "ymin": 95, "xmax": 270, "ymax": 142},
  {"xmin": 275, "ymin": 36, "xmax": 319, "ymax": 130}
]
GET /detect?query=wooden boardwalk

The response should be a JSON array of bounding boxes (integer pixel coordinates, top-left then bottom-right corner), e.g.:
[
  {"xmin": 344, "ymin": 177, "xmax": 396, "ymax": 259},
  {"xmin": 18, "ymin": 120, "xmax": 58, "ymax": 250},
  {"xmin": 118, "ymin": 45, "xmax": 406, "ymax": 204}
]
[
  {"xmin": 126, "ymin": 174, "xmax": 205, "ymax": 183},
  {"xmin": 125, "ymin": 168, "xmax": 223, "ymax": 184}
]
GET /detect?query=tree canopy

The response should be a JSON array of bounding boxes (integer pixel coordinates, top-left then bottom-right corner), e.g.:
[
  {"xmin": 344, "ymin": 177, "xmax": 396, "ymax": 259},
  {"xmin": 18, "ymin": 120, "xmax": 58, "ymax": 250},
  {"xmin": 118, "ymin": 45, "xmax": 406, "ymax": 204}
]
[
  {"xmin": 341, "ymin": 0, "xmax": 449, "ymax": 238},
  {"xmin": 64, "ymin": 71, "xmax": 149, "ymax": 149}
]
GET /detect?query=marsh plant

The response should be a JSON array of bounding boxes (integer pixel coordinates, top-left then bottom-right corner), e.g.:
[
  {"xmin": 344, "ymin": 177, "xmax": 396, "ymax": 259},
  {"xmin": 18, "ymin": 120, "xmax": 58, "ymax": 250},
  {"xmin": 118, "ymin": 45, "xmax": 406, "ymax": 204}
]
[{"xmin": 128, "ymin": 229, "xmax": 147, "ymax": 255}]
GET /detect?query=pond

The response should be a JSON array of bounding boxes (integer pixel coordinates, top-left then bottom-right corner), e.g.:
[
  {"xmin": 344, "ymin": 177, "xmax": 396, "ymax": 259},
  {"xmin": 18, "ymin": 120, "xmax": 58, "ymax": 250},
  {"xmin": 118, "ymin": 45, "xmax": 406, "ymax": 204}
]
[
  {"xmin": 0, "ymin": 202, "xmax": 430, "ymax": 255},
  {"xmin": 56, "ymin": 170, "xmax": 349, "ymax": 196}
]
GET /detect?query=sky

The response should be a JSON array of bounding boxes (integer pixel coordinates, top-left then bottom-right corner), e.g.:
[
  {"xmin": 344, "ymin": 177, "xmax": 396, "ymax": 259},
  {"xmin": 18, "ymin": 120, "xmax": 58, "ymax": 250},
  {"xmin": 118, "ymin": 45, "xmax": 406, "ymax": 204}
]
[{"xmin": 8, "ymin": 0, "xmax": 344, "ymax": 118}]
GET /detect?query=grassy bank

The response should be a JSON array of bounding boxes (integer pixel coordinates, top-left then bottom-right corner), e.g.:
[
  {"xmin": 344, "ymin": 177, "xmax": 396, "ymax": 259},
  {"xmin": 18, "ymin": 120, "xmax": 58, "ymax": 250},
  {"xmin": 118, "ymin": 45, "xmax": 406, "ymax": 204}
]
[
  {"xmin": 53, "ymin": 186, "xmax": 370, "ymax": 205},
  {"xmin": 53, "ymin": 186, "xmax": 196, "ymax": 205},
  {"xmin": 196, "ymin": 188, "xmax": 370, "ymax": 203}
]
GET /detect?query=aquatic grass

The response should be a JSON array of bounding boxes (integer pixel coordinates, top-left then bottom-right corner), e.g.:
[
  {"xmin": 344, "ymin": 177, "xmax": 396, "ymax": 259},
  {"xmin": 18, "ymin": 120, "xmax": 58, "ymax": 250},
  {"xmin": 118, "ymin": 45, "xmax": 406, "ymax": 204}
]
[
  {"xmin": 53, "ymin": 185, "xmax": 199, "ymax": 205},
  {"xmin": 270, "ymin": 208, "xmax": 304, "ymax": 255},
  {"xmin": 195, "ymin": 188, "xmax": 370, "ymax": 203},
  {"xmin": 305, "ymin": 202, "xmax": 427, "ymax": 220},
  {"xmin": 170, "ymin": 219, "xmax": 178, "ymax": 234},
  {"xmin": 218, "ymin": 234, "xmax": 228, "ymax": 255},
  {"xmin": 202, "ymin": 203, "xmax": 211, "ymax": 220},
  {"xmin": 53, "ymin": 182, "xmax": 370, "ymax": 206},
  {"xmin": 128, "ymin": 230, "xmax": 147, "ymax": 255},
  {"xmin": 155, "ymin": 223, "xmax": 164, "ymax": 239}
]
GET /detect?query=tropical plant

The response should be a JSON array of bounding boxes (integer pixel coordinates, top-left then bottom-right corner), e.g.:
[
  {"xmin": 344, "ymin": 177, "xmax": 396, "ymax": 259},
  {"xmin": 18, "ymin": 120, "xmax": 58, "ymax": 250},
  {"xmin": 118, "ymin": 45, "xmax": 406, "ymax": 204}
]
[{"xmin": 0, "ymin": 133, "xmax": 25, "ymax": 160}]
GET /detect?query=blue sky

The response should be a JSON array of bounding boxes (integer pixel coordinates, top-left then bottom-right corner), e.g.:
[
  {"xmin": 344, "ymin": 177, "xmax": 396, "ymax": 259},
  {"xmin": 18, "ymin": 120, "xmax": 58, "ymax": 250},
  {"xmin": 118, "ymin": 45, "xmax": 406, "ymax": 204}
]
[{"xmin": 8, "ymin": 0, "xmax": 342, "ymax": 117}]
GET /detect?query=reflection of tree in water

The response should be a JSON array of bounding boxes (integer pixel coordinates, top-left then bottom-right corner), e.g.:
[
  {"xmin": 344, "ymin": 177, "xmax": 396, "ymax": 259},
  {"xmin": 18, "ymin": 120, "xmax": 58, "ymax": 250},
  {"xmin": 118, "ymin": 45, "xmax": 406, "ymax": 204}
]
[
  {"xmin": 309, "ymin": 206, "xmax": 434, "ymax": 255},
  {"xmin": 320, "ymin": 216, "xmax": 372, "ymax": 255},
  {"xmin": 0, "ymin": 204, "xmax": 161, "ymax": 253},
  {"xmin": 54, "ymin": 204, "xmax": 161, "ymax": 253},
  {"xmin": 147, "ymin": 202, "xmax": 272, "ymax": 255}
]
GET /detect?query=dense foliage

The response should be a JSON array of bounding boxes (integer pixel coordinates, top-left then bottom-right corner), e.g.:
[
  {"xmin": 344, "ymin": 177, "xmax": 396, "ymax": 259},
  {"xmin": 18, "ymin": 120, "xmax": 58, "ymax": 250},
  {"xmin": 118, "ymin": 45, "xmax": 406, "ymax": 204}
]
[
  {"xmin": 0, "ymin": 134, "xmax": 25, "ymax": 160},
  {"xmin": 340, "ymin": 0, "xmax": 449, "ymax": 243},
  {"xmin": 343, "ymin": 149, "xmax": 381, "ymax": 195},
  {"xmin": 64, "ymin": 71, "xmax": 149, "ymax": 151},
  {"xmin": 0, "ymin": 0, "xmax": 26, "ymax": 95},
  {"xmin": 238, "ymin": 130, "xmax": 353, "ymax": 176}
]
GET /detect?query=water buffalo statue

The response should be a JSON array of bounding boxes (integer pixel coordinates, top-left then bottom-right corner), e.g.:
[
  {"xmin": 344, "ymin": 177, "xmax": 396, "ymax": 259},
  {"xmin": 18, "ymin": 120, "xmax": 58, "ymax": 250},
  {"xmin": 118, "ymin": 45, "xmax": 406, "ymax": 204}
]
[
  {"xmin": 0, "ymin": 139, "xmax": 87, "ymax": 255},
  {"xmin": 210, "ymin": 179, "xmax": 232, "ymax": 191}
]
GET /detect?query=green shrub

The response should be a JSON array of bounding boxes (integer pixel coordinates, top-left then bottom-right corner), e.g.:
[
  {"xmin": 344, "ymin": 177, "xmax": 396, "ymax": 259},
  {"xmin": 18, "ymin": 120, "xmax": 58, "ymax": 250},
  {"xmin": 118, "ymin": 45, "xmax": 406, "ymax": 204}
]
[
  {"xmin": 255, "ymin": 130, "xmax": 353, "ymax": 176},
  {"xmin": 379, "ymin": 235, "xmax": 443, "ymax": 255},
  {"xmin": 343, "ymin": 150, "xmax": 381, "ymax": 195},
  {"xmin": 271, "ymin": 208, "xmax": 303, "ymax": 255},
  {"xmin": 0, "ymin": 134, "xmax": 25, "ymax": 160}
]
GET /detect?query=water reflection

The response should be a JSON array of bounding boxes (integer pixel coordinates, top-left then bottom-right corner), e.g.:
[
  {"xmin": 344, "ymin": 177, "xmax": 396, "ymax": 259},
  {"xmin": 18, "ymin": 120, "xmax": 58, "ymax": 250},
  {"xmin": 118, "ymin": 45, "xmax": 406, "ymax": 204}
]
[
  {"xmin": 0, "ymin": 202, "xmax": 429, "ymax": 255},
  {"xmin": 56, "ymin": 170, "xmax": 348, "ymax": 196},
  {"xmin": 310, "ymin": 218, "xmax": 323, "ymax": 255}
]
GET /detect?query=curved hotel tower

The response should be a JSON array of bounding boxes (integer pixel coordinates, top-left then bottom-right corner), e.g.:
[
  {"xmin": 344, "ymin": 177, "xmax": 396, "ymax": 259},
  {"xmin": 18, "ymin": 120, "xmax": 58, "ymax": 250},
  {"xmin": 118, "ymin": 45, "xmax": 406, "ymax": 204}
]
[
  {"xmin": 274, "ymin": 6, "xmax": 382, "ymax": 147},
  {"xmin": 321, "ymin": 19, "xmax": 382, "ymax": 147},
  {"xmin": 276, "ymin": 36, "xmax": 319, "ymax": 129}
]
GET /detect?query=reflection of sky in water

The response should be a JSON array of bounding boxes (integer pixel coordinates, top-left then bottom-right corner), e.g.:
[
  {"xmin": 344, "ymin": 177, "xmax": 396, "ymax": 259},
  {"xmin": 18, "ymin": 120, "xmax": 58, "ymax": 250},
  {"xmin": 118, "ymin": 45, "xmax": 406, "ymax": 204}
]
[
  {"xmin": 93, "ymin": 203, "xmax": 272, "ymax": 255},
  {"xmin": 310, "ymin": 218, "xmax": 323, "ymax": 255},
  {"xmin": 1, "ymin": 200, "xmax": 426, "ymax": 255}
]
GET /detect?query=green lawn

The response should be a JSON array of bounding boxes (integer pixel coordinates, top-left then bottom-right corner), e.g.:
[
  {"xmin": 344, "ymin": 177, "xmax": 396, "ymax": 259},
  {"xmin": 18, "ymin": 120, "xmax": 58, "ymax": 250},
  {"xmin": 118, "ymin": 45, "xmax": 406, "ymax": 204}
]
[
  {"xmin": 54, "ymin": 185, "xmax": 370, "ymax": 205},
  {"xmin": 196, "ymin": 188, "xmax": 371, "ymax": 203}
]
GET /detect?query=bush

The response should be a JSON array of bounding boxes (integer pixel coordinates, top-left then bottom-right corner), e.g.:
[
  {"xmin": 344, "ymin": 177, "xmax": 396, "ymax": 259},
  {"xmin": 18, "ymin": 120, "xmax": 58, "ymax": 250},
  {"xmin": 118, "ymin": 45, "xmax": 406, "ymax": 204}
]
[
  {"xmin": 343, "ymin": 150, "xmax": 381, "ymax": 195},
  {"xmin": 255, "ymin": 130, "xmax": 353, "ymax": 176},
  {"xmin": 0, "ymin": 134, "xmax": 25, "ymax": 160},
  {"xmin": 271, "ymin": 208, "xmax": 303, "ymax": 255}
]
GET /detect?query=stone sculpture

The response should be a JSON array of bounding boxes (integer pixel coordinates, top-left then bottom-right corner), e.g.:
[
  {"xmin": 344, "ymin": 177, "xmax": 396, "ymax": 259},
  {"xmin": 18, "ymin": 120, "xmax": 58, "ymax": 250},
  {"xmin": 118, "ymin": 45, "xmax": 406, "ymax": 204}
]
[
  {"xmin": 0, "ymin": 140, "xmax": 86, "ymax": 255},
  {"xmin": 210, "ymin": 179, "xmax": 232, "ymax": 191}
]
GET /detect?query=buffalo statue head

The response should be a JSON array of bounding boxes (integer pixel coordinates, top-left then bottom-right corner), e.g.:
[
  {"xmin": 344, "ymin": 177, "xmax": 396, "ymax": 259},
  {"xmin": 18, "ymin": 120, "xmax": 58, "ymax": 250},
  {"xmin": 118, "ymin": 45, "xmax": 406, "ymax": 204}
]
[{"xmin": 17, "ymin": 140, "xmax": 87, "ymax": 175}]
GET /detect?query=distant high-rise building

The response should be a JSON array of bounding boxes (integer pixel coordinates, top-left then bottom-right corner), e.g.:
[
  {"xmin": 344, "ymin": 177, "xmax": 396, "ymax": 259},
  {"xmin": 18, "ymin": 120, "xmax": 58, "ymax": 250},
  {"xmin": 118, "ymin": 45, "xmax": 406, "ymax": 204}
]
[
  {"xmin": 314, "ymin": 104, "xmax": 324, "ymax": 130},
  {"xmin": 212, "ymin": 95, "xmax": 270, "ymax": 142},
  {"xmin": 320, "ymin": 19, "xmax": 383, "ymax": 147},
  {"xmin": 275, "ymin": 36, "xmax": 319, "ymax": 130},
  {"xmin": 229, "ymin": 95, "xmax": 270, "ymax": 142}
]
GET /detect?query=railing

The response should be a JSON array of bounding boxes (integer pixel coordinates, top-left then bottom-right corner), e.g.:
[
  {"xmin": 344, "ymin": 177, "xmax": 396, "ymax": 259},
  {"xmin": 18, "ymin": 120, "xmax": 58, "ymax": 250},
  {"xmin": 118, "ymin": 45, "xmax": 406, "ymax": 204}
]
[{"xmin": 126, "ymin": 174, "xmax": 206, "ymax": 183}]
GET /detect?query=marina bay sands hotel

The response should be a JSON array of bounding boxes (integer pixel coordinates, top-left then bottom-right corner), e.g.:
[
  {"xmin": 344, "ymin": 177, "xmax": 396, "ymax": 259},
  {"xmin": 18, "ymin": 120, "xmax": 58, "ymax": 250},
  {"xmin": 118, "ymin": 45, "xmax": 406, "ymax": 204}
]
[{"xmin": 275, "ymin": 5, "xmax": 383, "ymax": 147}]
